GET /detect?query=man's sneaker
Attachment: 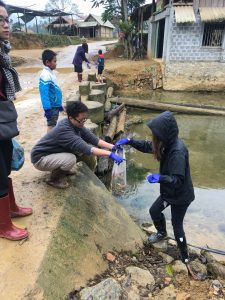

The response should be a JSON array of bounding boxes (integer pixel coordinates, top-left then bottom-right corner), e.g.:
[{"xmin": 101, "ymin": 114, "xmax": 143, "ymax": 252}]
[
  {"xmin": 46, "ymin": 177, "xmax": 70, "ymax": 189},
  {"xmin": 148, "ymin": 232, "xmax": 167, "ymax": 244}
]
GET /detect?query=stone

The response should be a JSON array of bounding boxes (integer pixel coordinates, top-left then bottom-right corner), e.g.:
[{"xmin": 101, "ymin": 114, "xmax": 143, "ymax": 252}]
[
  {"xmin": 207, "ymin": 261, "xmax": 225, "ymax": 279},
  {"xmin": 106, "ymin": 252, "xmax": 116, "ymax": 262},
  {"xmin": 209, "ymin": 280, "xmax": 224, "ymax": 297},
  {"xmin": 173, "ymin": 260, "xmax": 188, "ymax": 275},
  {"xmin": 125, "ymin": 266, "xmax": 155, "ymax": 288},
  {"xmin": 107, "ymin": 87, "xmax": 114, "ymax": 98},
  {"xmin": 158, "ymin": 252, "xmax": 174, "ymax": 264},
  {"xmin": 88, "ymin": 89, "xmax": 105, "ymax": 104},
  {"xmin": 88, "ymin": 73, "xmax": 97, "ymax": 82},
  {"xmin": 81, "ymin": 95, "xmax": 88, "ymax": 101},
  {"xmin": 91, "ymin": 82, "xmax": 107, "ymax": 94},
  {"xmin": 126, "ymin": 286, "xmax": 140, "ymax": 300},
  {"xmin": 164, "ymin": 277, "xmax": 172, "ymax": 285},
  {"xmin": 200, "ymin": 250, "xmax": 215, "ymax": 263},
  {"xmin": 79, "ymin": 81, "xmax": 90, "ymax": 95},
  {"xmin": 104, "ymin": 98, "xmax": 112, "ymax": 112},
  {"xmin": 152, "ymin": 284, "xmax": 177, "ymax": 300},
  {"xmin": 85, "ymin": 119, "xmax": 100, "ymax": 136},
  {"xmin": 176, "ymin": 292, "xmax": 191, "ymax": 300},
  {"xmin": 79, "ymin": 278, "xmax": 123, "ymax": 300},
  {"xmin": 66, "ymin": 93, "xmax": 81, "ymax": 105},
  {"xmin": 152, "ymin": 239, "xmax": 168, "ymax": 252},
  {"xmin": 189, "ymin": 259, "xmax": 207, "ymax": 280},
  {"xmin": 82, "ymin": 100, "xmax": 104, "ymax": 124}
]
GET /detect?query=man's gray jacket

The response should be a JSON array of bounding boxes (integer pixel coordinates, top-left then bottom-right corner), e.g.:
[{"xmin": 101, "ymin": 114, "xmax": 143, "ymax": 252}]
[{"xmin": 31, "ymin": 118, "xmax": 99, "ymax": 164}]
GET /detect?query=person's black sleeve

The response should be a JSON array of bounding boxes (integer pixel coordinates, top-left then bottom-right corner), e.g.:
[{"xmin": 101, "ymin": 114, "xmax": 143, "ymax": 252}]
[{"xmin": 129, "ymin": 139, "xmax": 153, "ymax": 153}]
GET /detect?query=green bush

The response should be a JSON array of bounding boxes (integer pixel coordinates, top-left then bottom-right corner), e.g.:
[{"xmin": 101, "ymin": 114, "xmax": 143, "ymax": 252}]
[{"xmin": 11, "ymin": 33, "xmax": 80, "ymax": 49}]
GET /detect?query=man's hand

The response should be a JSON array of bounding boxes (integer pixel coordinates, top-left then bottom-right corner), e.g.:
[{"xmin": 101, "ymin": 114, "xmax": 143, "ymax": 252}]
[
  {"xmin": 109, "ymin": 152, "xmax": 124, "ymax": 165},
  {"xmin": 112, "ymin": 138, "xmax": 130, "ymax": 151},
  {"xmin": 147, "ymin": 173, "xmax": 160, "ymax": 183},
  {"xmin": 44, "ymin": 109, "xmax": 52, "ymax": 120}
]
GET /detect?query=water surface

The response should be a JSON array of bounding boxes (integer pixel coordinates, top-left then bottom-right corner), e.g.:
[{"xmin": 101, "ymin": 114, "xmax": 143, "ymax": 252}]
[{"xmin": 117, "ymin": 108, "xmax": 225, "ymax": 258}]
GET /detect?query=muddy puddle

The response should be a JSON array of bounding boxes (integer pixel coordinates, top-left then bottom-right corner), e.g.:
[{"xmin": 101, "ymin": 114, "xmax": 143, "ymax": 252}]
[{"xmin": 117, "ymin": 108, "xmax": 225, "ymax": 260}]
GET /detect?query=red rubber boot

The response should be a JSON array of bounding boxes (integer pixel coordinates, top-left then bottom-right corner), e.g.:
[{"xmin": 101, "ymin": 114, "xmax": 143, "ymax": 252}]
[
  {"xmin": 78, "ymin": 73, "xmax": 82, "ymax": 82},
  {"xmin": 0, "ymin": 194, "xmax": 28, "ymax": 240},
  {"xmin": 8, "ymin": 178, "xmax": 33, "ymax": 218}
]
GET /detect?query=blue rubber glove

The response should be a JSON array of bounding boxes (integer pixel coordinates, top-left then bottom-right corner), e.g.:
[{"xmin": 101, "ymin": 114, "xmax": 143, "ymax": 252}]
[
  {"xmin": 112, "ymin": 138, "xmax": 130, "ymax": 151},
  {"xmin": 44, "ymin": 109, "xmax": 52, "ymax": 120},
  {"xmin": 59, "ymin": 106, "xmax": 64, "ymax": 112},
  {"xmin": 147, "ymin": 173, "xmax": 160, "ymax": 183},
  {"xmin": 109, "ymin": 152, "xmax": 124, "ymax": 165},
  {"xmin": 87, "ymin": 62, "xmax": 91, "ymax": 69}
]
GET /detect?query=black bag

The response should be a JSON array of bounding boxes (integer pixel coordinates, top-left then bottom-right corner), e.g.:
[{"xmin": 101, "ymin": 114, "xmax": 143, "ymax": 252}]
[{"xmin": 0, "ymin": 100, "xmax": 19, "ymax": 140}]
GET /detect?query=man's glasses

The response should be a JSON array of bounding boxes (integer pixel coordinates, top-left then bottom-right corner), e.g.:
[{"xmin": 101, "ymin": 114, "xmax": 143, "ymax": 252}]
[
  {"xmin": 74, "ymin": 118, "xmax": 87, "ymax": 124},
  {"xmin": 0, "ymin": 16, "xmax": 9, "ymax": 26}
]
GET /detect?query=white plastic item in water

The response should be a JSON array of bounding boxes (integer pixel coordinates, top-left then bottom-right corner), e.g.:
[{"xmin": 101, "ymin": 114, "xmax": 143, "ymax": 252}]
[{"xmin": 111, "ymin": 148, "xmax": 126, "ymax": 195}]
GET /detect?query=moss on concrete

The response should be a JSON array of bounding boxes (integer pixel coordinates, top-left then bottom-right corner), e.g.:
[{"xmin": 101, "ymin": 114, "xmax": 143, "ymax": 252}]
[{"xmin": 37, "ymin": 162, "xmax": 145, "ymax": 299}]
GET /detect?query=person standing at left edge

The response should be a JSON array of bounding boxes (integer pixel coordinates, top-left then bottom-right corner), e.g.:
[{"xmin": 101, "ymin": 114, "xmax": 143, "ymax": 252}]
[{"xmin": 0, "ymin": 0, "xmax": 32, "ymax": 241}]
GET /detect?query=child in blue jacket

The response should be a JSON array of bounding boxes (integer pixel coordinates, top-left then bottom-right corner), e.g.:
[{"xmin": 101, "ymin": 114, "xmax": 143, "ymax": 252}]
[
  {"xmin": 96, "ymin": 49, "xmax": 105, "ymax": 83},
  {"xmin": 39, "ymin": 49, "xmax": 63, "ymax": 132}
]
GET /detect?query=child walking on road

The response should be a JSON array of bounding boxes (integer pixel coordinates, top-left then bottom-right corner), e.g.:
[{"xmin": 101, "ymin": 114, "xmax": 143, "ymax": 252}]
[
  {"xmin": 39, "ymin": 49, "xmax": 63, "ymax": 132},
  {"xmin": 114, "ymin": 111, "xmax": 196, "ymax": 277},
  {"xmin": 96, "ymin": 49, "xmax": 105, "ymax": 83}
]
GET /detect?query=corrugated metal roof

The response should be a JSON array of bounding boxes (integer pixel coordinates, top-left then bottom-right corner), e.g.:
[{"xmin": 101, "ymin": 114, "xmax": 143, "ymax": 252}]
[
  {"xmin": 175, "ymin": 6, "xmax": 196, "ymax": 23},
  {"xmin": 199, "ymin": 7, "xmax": 225, "ymax": 22}
]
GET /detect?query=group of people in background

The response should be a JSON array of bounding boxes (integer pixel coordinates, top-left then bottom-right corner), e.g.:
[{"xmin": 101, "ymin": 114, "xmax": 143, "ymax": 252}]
[
  {"xmin": 72, "ymin": 37, "xmax": 105, "ymax": 83},
  {"xmin": 0, "ymin": 0, "xmax": 197, "ymax": 277}
]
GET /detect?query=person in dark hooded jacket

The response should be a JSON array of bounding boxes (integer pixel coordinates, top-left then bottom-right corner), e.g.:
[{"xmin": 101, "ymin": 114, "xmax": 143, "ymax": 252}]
[
  {"xmin": 114, "ymin": 111, "xmax": 195, "ymax": 271},
  {"xmin": 72, "ymin": 42, "xmax": 90, "ymax": 82}
]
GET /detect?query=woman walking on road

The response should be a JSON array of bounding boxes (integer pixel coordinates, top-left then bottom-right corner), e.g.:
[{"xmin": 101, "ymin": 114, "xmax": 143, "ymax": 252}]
[
  {"xmin": 0, "ymin": 0, "xmax": 32, "ymax": 241},
  {"xmin": 72, "ymin": 38, "xmax": 90, "ymax": 82}
]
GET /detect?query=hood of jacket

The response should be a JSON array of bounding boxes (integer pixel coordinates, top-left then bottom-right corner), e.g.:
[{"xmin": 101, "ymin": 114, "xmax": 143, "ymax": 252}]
[
  {"xmin": 99, "ymin": 54, "xmax": 104, "ymax": 59},
  {"xmin": 147, "ymin": 111, "xmax": 179, "ymax": 146}
]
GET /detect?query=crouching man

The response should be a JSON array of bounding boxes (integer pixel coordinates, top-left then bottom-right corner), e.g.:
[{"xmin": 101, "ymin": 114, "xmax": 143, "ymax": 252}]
[{"xmin": 31, "ymin": 101, "xmax": 122, "ymax": 188}]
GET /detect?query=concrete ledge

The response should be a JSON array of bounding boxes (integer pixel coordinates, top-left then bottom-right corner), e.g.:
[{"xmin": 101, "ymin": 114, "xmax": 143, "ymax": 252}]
[
  {"xmin": 36, "ymin": 162, "xmax": 145, "ymax": 299},
  {"xmin": 0, "ymin": 162, "xmax": 145, "ymax": 299}
]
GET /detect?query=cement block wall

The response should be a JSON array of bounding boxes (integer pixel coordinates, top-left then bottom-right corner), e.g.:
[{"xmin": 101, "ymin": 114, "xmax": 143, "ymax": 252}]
[
  {"xmin": 163, "ymin": 61, "xmax": 225, "ymax": 91},
  {"xmin": 169, "ymin": 10, "xmax": 225, "ymax": 62},
  {"xmin": 147, "ymin": 7, "xmax": 225, "ymax": 62}
]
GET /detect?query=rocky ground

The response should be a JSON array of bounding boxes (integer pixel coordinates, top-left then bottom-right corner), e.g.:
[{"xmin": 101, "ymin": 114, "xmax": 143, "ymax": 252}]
[{"xmin": 68, "ymin": 233, "xmax": 225, "ymax": 300}]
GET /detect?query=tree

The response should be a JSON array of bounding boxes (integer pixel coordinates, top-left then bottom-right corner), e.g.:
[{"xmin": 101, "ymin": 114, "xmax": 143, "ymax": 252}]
[
  {"xmin": 91, "ymin": 0, "xmax": 145, "ymax": 21},
  {"xmin": 90, "ymin": 0, "xmax": 145, "ymax": 58},
  {"xmin": 45, "ymin": 0, "xmax": 81, "ymax": 16}
]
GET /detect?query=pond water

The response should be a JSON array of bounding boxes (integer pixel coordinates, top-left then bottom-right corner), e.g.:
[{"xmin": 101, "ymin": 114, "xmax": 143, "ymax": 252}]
[{"xmin": 117, "ymin": 108, "xmax": 225, "ymax": 259}]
